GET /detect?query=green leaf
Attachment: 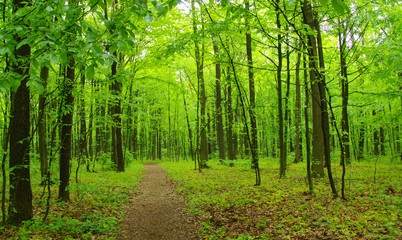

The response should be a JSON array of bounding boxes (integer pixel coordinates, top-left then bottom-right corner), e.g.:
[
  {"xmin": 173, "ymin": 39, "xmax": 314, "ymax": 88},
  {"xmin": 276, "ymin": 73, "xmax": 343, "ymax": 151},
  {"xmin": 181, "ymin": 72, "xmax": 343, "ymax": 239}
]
[
  {"xmin": 145, "ymin": 15, "xmax": 154, "ymax": 23},
  {"xmin": 16, "ymin": 38, "xmax": 30, "ymax": 50},
  {"xmin": 332, "ymin": 0, "xmax": 349, "ymax": 15},
  {"xmin": 155, "ymin": 2, "xmax": 164, "ymax": 14},
  {"xmin": 46, "ymin": 6, "xmax": 53, "ymax": 12},
  {"xmin": 49, "ymin": 53, "xmax": 59, "ymax": 65},
  {"xmin": 87, "ymin": 64, "xmax": 95, "ymax": 80},
  {"xmin": 286, "ymin": 0, "xmax": 296, "ymax": 6},
  {"xmin": 319, "ymin": 0, "xmax": 329, "ymax": 6}
]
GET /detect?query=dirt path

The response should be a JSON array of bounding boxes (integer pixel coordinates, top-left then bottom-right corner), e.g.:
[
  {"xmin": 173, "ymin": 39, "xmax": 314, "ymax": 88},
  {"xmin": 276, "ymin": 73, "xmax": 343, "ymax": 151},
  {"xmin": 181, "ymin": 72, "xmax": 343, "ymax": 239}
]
[{"xmin": 117, "ymin": 163, "xmax": 200, "ymax": 240}]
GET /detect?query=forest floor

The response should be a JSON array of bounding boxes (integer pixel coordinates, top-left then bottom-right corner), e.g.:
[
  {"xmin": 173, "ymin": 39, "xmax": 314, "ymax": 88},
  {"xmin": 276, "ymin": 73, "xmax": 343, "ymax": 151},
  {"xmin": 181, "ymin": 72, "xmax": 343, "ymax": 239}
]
[{"xmin": 117, "ymin": 162, "xmax": 201, "ymax": 240}]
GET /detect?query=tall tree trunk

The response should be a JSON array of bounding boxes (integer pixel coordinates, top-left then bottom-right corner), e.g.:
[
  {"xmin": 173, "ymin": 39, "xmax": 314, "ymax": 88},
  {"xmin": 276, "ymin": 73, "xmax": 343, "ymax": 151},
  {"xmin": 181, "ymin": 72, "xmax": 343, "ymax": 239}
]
[
  {"xmin": 226, "ymin": 66, "xmax": 235, "ymax": 160},
  {"xmin": 373, "ymin": 110, "xmax": 379, "ymax": 156},
  {"xmin": 79, "ymin": 67, "xmax": 89, "ymax": 171},
  {"xmin": 315, "ymin": 12, "xmax": 338, "ymax": 197},
  {"xmin": 8, "ymin": 0, "xmax": 33, "ymax": 222},
  {"xmin": 285, "ymin": 36, "xmax": 292, "ymax": 154},
  {"xmin": 192, "ymin": 0, "xmax": 208, "ymax": 169},
  {"xmin": 111, "ymin": 54, "xmax": 124, "ymax": 172},
  {"xmin": 38, "ymin": 66, "xmax": 49, "ymax": 181},
  {"xmin": 214, "ymin": 42, "xmax": 226, "ymax": 162},
  {"xmin": 276, "ymin": 0, "xmax": 286, "ymax": 178},
  {"xmin": 380, "ymin": 126, "xmax": 385, "ymax": 156},
  {"xmin": 59, "ymin": 57, "xmax": 74, "ymax": 202},
  {"xmin": 294, "ymin": 49, "xmax": 302, "ymax": 163},
  {"xmin": 302, "ymin": 1, "xmax": 324, "ymax": 178},
  {"xmin": 358, "ymin": 111, "xmax": 365, "ymax": 160},
  {"xmin": 181, "ymin": 77, "xmax": 195, "ymax": 165},
  {"xmin": 245, "ymin": 0, "xmax": 260, "ymax": 185},
  {"xmin": 304, "ymin": 55, "xmax": 313, "ymax": 194},
  {"xmin": 338, "ymin": 19, "xmax": 351, "ymax": 165}
]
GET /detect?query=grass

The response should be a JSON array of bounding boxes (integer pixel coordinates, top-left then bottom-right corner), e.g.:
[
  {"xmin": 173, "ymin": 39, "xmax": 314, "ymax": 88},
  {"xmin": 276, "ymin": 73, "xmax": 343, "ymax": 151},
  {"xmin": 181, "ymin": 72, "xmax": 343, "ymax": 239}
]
[
  {"xmin": 1, "ymin": 160, "xmax": 144, "ymax": 239},
  {"xmin": 160, "ymin": 157, "xmax": 402, "ymax": 240}
]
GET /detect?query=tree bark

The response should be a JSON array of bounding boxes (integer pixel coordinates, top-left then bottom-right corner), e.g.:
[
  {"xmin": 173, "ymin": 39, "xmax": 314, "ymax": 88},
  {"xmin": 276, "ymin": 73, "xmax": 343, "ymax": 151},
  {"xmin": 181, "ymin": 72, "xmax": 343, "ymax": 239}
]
[
  {"xmin": 338, "ymin": 19, "xmax": 351, "ymax": 165},
  {"xmin": 79, "ymin": 67, "xmax": 89, "ymax": 171},
  {"xmin": 245, "ymin": 0, "xmax": 260, "ymax": 185},
  {"xmin": 59, "ymin": 57, "xmax": 74, "ymax": 202},
  {"xmin": 294, "ymin": 49, "xmax": 302, "ymax": 163},
  {"xmin": 111, "ymin": 54, "xmax": 124, "ymax": 172},
  {"xmin": 225, "ymin": 66, "xmax": 235, "ymax": 160},
  {"xmin": 302, "ymin": 1, "xmax": 324, "ymax": 178},
  {"xmin": 304, "ymin": 55, "xmax": 313, "ymax": 194},
  {"xmin": 38, "ymin": 66, "xmax": 49, "ymax": 181},
  {"xmin": 8, "ymin": 0, "xmax": 33, "ymax": 221},
  {"xmin": 214, "ymin": 42, "xmax": 226, "ymax": 162},
  {"xmin": 192, "ymin": 0, "xmax": 208, "ymax": 169},
  {"xmin": 373, "ymin": 110, "xmax": 379, "ymax": 156}
]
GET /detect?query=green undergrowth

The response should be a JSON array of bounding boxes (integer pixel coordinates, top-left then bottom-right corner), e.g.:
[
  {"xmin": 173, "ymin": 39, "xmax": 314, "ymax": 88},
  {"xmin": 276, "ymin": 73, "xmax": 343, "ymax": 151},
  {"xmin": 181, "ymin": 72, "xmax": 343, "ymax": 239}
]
[
  {"xmin": 1, "ymin": 161, "xmax": 144, "ymax": 240},
  {"xmin": 160, "ymin": 158, "xmax": 401, "ymax": 240}
]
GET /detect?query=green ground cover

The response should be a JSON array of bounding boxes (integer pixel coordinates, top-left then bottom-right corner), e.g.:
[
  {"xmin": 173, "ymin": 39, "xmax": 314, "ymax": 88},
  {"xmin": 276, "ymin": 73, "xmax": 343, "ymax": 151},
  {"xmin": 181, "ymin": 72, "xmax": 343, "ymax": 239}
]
[
  {"xmin": 160, "ymin": 158, "xmax": 401, "ymax": 240},
  {"xmin": 1, "ymin": 161, "xmax": 144, "ymax": 239}
]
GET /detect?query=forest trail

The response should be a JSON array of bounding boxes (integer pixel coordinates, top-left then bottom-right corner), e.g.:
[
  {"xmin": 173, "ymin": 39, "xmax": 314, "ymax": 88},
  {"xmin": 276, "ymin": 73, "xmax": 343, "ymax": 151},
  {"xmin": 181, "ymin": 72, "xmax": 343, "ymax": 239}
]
[{"xmin": 117, "ymin": 163, "xmax": 200, "ymax": 240}]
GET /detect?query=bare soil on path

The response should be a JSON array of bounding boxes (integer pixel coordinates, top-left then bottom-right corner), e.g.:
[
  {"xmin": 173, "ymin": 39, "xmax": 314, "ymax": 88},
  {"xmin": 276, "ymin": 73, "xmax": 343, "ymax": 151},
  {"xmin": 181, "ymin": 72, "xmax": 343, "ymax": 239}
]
[{"xmin": 117, "ymin": 163, "xmax": 200, "ymax": 240}]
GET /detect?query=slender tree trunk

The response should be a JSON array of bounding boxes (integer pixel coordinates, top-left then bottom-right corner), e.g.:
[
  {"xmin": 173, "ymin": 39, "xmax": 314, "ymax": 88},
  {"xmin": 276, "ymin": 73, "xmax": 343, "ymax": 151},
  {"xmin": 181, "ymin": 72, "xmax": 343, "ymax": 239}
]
[
  {"xmin": 316, "ymin": 14, "xmax": 338, "ymax": 198},
  {"xmin": 192, "ymin": 0, "xmax": 208, "ymax": 169},
  {"xmin": 304, "ymin": 55, "xmax": 313, "ymax": 194},
  {"xmin": 8, "ymin": 0, "xmax": 33, "ymax": 220},
  {"xmin": 38, "ymin": 66, "xmax": 49, "ymax": 181},
  {"xmin": 181, "ymin": 77, "xmax": 195, "ymax": 164},
  {"xmin": 214, "ymin": 42, "xmax": 226, "ymax": 162},
  {"xmin": 373, "ymin": 110, "xmax": 379, "ymax": 156},
  {"xmin": 226, "ymin": 66, "xmax": 235, "ymax": 160},
  {"xmin": 245, "ymin": 0, "xmax": 260, "ymax": 185},
  {"xmin": 338, "ymin": 19, "xmax": 351, "ymax": 165},
  {"xmin": 277, "ymin": 0, "xmax": 286, "ymax": 178},
  {"xmin": 294, "ymin": 49, "xmax": 302, "ymax": 163},
  {"xmin": 59, "ymin": 57, "xmax": 74, "ymax": 202},
  {"xmin": 79, "ymin": 67, "xmax": 89, "ymax": 171},
  {"xmin": 380, "ymin": 126, "xmax": 385, "ymax": 156},
  {"xmin": 283, "ymin": 37, "xmax": 294, "ymax": 155}
]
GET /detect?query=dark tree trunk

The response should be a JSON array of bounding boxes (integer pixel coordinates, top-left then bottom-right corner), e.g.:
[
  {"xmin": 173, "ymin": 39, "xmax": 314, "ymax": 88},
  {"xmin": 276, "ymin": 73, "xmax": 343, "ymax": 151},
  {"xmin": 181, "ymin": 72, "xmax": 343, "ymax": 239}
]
[
  {"xmin": 38, "ymin": 66, "xmax": 49, "ymax": 180},
  {"xmin": 214, "ymin": 43, "xmax": 226, "ymax": 162},
  {"xmin": 111, "ymin": 55, "xmax": 124, "ymax": 172},
  {"xmin": 304, "ymin": 55, "xmax": 313, "ymax": 194},
  {"xmin": 294, "ymin": 49, "xmax": 302, "ymax": 163},
  {"xmin": 303, "ymin": 1, "xmax": 337, "ymax": 198},
  {"xmin": 302, "ymin": 2, "xmax": 324, "ymax": 178},
  {"xmin": 339, "ymin": 19, "xmax": 351, "ymax": 165},
  {"xmin": 8, "ymin": 3, "xmax": 33, "ymax": 222},
  {"xmin": 373, "ymin": 110, "xmax": 379, "ymax": 156},
  {"xmin": 226, "ymin": 66, "xmax": 235, "ymax": 160},
  {"xmin": 59, "ymin": 57, "xmax": 75, "ymax": 202},
  {"xmin": 285, "ymin": 42, "xmax": 293, "ymax": 153},
  {"xmin": 277, "ymin": 1, "xmax": 286, "ymax": 178},
  {"xmin": 181, "ymin": 78, "xmax": 195, "ymax": 165},
  {"xmin": 315, "ymin": 12, "xmax": 338, "ymax": 197},
  {"xmin": 245, "ymin": 0, "xmax": 260, "ymax": 185},
  {"xmin": 380, "ymin": 127, "xmax": 385, "ymax": 156},
  {"xmin": 192, "ymin": 0, "xmax": 208, "ymax": 169},
  {"xmin": 79, "ymin": 67, "xmax": 89, "ymax": 171},
  {"xmin": 358, "ymin": 118, "xmax": 365, "ymax": 160}
]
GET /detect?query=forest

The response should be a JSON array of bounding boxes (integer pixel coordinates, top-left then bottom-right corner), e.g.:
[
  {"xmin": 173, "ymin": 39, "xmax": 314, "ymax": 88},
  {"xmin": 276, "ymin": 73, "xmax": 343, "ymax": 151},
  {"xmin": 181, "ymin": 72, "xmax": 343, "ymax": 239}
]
[{"xmin": 0, "ymin": 0, "xmax": 401, "ymax": 239}]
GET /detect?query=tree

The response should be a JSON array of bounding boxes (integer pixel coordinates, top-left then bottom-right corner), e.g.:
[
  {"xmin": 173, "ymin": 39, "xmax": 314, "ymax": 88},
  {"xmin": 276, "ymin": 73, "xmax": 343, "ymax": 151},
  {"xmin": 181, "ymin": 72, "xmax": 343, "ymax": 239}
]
[
  {"xmin": 302, "ymin": 1, "xmax": 324, "ymax": 178},
  {"xmin": 7, "ymin": 0, "xmax": 33, "ymax": 224},
  {"xmin": 213, "ymin": 42, "xmax": 226, "ymax": 162}
]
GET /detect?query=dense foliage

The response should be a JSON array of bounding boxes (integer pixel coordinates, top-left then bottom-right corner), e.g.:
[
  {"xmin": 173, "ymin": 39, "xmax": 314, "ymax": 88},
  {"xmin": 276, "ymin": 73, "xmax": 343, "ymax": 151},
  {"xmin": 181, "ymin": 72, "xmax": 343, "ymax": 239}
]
[{"xmin": 0, "ymin": 0, "xmax": 400, "ymax": 238}]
